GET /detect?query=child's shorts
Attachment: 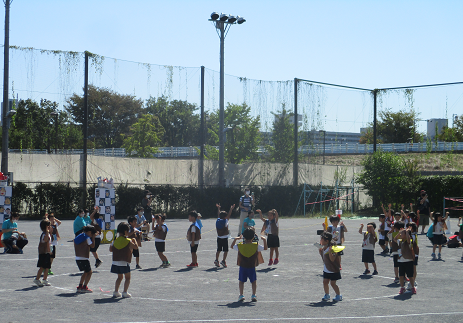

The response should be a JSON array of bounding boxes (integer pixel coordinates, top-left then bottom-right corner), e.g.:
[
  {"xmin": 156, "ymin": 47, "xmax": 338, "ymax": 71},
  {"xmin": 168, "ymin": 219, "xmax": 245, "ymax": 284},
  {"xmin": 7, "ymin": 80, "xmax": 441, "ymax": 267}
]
[
  {"xmin": 323, "ymin": 271, "xmax": 341, "ymax": 281},
  {"xmin": 217, "ymin": 237, "xmax": 228, "ymax": 252},
  {"xmin": 155, "ymin": 241, "xmax": 165, "ymax": 253},
  {"xmin": 76, "ymin": 259, "xmax": 92, "ymax": 273},
  {"xmin": 37, "ymin": 253, "xmax": 51, "ymax": 269},
  {"xmin": 50, "ymin": 246, "xmax": 56, "ymax": 259},
  {"xmin": 398, "ymin": 261, "xmax": 414, "ymax": 277},
  {"xmin": 190, "ymin": 244, "xmax": 199, "ymax": 253},
  {"xmin": 378, "ymin": 236, "xmax": 389, "ymax": 246},
  {"xmin": 361, "ymin": 249, "xmax": 375, "ymax": 263},
  {"xmin": 393, "ymin": 254, "xmax": 399, "ymax": 268},
  {"xmin": 133, "ymin": 249, "xmax": 140, "ymax": 257},
  {"xmin": 111, "ymin": 264, "xmax": 130, "ymax": 274},
  {"xmin": 267, "ymin": 234, "xmax": 280, "ymax": 248},
  {"xmin": 239, "ymin": 266, "xmax": 257, "ymax": 283},
  {"xmin": 432, "ymin": 234, "xmax": 446, "ymax": 245},
  {"xmin": 90, "ymin": 237, "xmax": 101, "ymax": 252}
]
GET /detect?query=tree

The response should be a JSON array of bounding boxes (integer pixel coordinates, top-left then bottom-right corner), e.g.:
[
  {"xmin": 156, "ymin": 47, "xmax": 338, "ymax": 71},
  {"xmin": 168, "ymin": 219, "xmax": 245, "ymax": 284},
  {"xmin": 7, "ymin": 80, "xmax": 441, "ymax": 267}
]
[
  {"xmin": 207, "ymin": 103, "xmax": 261, "ymax": 164},
  {"xmin": 267, "ymin": 105, "xmax": 298, "ymax": 163},
  {"xmin": 122, "ymin": 114, "xmax": 165, "ymax": 158},
  {"xmin": 66, "ymin": 85, "xmax": 143, "ymax": 148},
  {"xmin": 145, "ymin": 96, "xmax": 200, "ymax": 146},
  {"xmin": 438, "ymin": 115, "xmax": 463, "ymax": 142},
  {"xmin": 358, "ymin": 128, "xmax": 383, "ymax": 144},
  {"xmin": 359, "ymin": 109, "xmax": 420, "ymax": 143}
]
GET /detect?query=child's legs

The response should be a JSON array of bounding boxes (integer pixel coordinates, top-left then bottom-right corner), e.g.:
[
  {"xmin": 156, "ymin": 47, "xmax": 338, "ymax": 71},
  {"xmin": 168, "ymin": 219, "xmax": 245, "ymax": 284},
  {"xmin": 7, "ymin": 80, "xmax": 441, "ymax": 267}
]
[
  {"xmin": 372, "ymin": 262, "xmax": 377, "ymax": 271},
  {"xmin": 43, "ymin": 268, "xmax": 49, "ymax": 280},
  {"xmin": 115, "ymin": 274, "xmax": 123, "ymax": 292},
  {"xmin": 79, "ymin": 272, "xmax": 87, "ymax": 285},
  {"xmin": 380, "ymin": 244, "xmax": 385, "ymax": 251},
  {"xmin": 399, "ymin": 276, "xmax": 405, "ymax": 287},
  {"xmin": 223, "ymin": 251, "xmax": 228, "ymax": 261},
  {"xmin": 251, "ymin": 280, "xmax": 257, "ymax": 295},
  {"xmin": 238, "ymin": 281, "xmax": 244, "ymax": 295},
  {"xmin": 91, "ymin": 251, "xmax": 99, "ymax": 260},
  {"xmin": 136, "ymin": 256, "xmax": 139, "ymax": 265},
  {"xmin": 274, "ymin": 247, "xmax": 279, "ymax": 259},
  {"xmin": 269, "ymin": 248, "xmax": 274, "ymax": 259},
  {"xmin": 191, "ymin": 252, "xmax": 197, "ymax": 263},
  {"xmin": 36, "ymin": 268, "xmax": 44, "ymax": 280},
  {"xmin": 123, "ymin": 272, "xmax": 131, "ymax": 293},
  {"xmin": 364, "ymin": 262, "xmax": 369, "ymax": 269},
  {"xmin": 158, "ymin": 251, "xmax": 167, "ymax": 262},
  {"xmin": 438, "ymin": 244, "xmax": 442, "ymax": 253},
  {"xmin": 413, "ymin": 264, "xmax": 417, "ymax": 280},
  {"xmin": 215, "ymin": 251, "xmax": 221, "ymax": 261},
  {"xmin": 432, "ymin": 244, "xmax": 437, "ymax": 253},
  {"xmin": 83, "ymin": 271, "xmax": 92, "ymax": 285},
  {"xmin": 394, "ymin": 267, "xmax": 398, "ymax": 277},
  {"xmin": 323, "ymin": 278, "xmax": 330, "ymax": 294},
  {"xmin": 330, "ymin": 280, "xmax": 340, "ymax": 295}
]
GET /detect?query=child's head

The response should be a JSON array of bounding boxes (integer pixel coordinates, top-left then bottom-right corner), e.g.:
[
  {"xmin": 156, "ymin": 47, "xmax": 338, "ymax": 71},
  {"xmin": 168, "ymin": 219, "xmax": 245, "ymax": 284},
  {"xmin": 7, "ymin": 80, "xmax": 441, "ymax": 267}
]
[
  {"xmin": 117, "ymin": 222, "xmax": 130, "ymax": 236},
  {"xmin": 127, "ymin": 215, "xmax": 137, "ymax": 226},
  {"xmin": 78, "ymin": 209, "xmax": 85, "ymax": 217},
  {"xmin": 93, "ymin": 212, "xmax": 100, "ymax": 219},
  {"xmin": 393, "ymin": 221, "xmax": 405, "ymax": 231},
  {"xmin": 154, "ymin": 214, "xmax": 166, "ymax": 223},
  {"xmin": 407, "ymin": 222, "xmax": 417, "ymax": 233},
  {"xmin": 247, "ymin": 210, "xmax": 254, "ymax": 218},
  {"xmin": 10, "ymin": 212, "xmax": 19, "ymax": 222},
  {"xmin": 378, "ymin": 214, "xmax": 386, "ymax": 222},
  {"xmin": 404, "ymin": 209, "xmax": 410, "ymax": 216},
  {"xmin": 320, "ymin": 231, "xmax": 333, "ymax": 246},
  {"xmin": 83, "ymin": 225, "xmax": 97, "ymax": 235},
  {"xmin": 394, "ymin": 212, "xmax": 401, "ymax": 221},
  {"xmin": 329, "ymin": 216, "xmax": 340, "ymax": 225},
  {"xmin": 219, "ymin": 211, "xmax": 228, "ymax": 219},
  {"xmin": 366, "ymin": 222, "xmax": 376, "ymax": 232},
  {"xmin": 267, "ymin": 210, "xmax": 276, "ymax": 220},
  {"xmin": 188, "ymin": 210, "xmax": 199, "ymax": 222},
  {"xmin": 40, "ymin": 219, "xmax": 50, "ymax": 232},
  {"xmin": 433, "ymin": 212, "xmax": 443, "ymax": 225},
  {"xmin": 137, "ymin": 207, "xmax": 144, "ymax": 215},
  {"xmin": 243, "ymin": 228, "xmax": 255, "ymax": 241},
  {"xmin": 48, "ymin": 213, "xmax": 55, "ymax": 220}
]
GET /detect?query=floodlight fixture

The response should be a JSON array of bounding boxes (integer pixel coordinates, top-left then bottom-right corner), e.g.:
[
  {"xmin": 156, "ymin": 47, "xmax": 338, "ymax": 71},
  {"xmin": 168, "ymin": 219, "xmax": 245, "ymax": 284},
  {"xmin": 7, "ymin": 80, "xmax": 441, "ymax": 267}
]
[
  {"xmin": 237, "ymin": 16, "xmax": 246, "ymax": 24},
  {"xmin": 210, "ymin": 12, "xmax": 219, "ymax": 20},
  {"xmin": 6, "ymin": 110, "xmax": 15, "ymax": 117},
  {"xmin": 227, "ymin": 15, "xmax": 237, "ymax": 23},
  {"xmin": 219, "ymin": 13, "xmax": 229, "ymax": 21}
]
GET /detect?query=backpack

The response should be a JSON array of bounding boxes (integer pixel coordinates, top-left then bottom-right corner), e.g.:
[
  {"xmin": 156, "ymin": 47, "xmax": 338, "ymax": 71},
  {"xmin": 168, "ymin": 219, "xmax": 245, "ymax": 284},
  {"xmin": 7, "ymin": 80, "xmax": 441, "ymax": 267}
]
[{"xmin": 216, "ymin": 218, "xmax": 226, "ymax": 230}]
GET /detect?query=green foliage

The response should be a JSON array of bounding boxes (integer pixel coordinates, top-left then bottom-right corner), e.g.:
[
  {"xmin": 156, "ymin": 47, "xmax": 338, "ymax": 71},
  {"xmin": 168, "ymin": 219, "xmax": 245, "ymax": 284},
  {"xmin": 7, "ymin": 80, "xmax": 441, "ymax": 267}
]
[
  {"xmin": 207, "ymin": 103, "xmax": 261, "ymax": 164},
  {"xmin": 438, "ymin": 115, "xmax": 463, "ymax": 142},
  {"xmin": 122, "ymin": 114, "xmax": 165, "ymax": 157},
  {"xmin": 145, "ymin": 96, "xmax": 200, "ymax": 146},
  {"xmin": 419, "ymin": 175, "xmax": 463, "ymax": 214},
  {"xmin": 266, "ymin": 105, "xmax": 299, "ymax": 163},
  {"xmin": 66, "ymin": 85, "xmax": 143, "ymax": 148}
]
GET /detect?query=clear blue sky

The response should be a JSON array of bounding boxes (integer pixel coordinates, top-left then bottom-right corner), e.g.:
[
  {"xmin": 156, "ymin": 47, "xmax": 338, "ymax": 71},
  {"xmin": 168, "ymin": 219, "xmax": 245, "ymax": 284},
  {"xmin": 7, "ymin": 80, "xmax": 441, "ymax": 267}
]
[{"xmin": 2, "ymin": 0, "xmax": 463, "ymax": 133}]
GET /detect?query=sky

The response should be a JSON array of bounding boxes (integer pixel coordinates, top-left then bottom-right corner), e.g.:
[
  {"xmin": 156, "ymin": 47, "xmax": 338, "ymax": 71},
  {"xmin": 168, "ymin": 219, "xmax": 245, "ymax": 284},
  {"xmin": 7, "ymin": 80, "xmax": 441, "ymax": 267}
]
[{"xmin": 2, "ymin": 0, "xmax": 463, "ymax": 134}]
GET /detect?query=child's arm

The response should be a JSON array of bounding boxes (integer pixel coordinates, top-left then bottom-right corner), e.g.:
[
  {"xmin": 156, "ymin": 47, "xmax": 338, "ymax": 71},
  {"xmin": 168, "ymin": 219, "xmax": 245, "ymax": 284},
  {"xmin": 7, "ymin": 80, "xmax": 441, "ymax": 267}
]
[
  {"xmin": 230, "ymin": 235, "xmax": 242, "ymax": 249},
  {"xmin": 54, "ymin": 218, "xmax": 62, "ymax": 226},
  {"xmin": 190, "ymin": 230, "xmax": 195, "ymax": 247},
  {"xmin": 274, "ymin": 209, "xmax": 279, "ymax": 223},
  {"xmin": 328, "ymin": 248, "xmax": 337, "ymax": 262},
  {"xmin": 130, "ymin": 238, "xmax": 139, "ymax": 250},
  {"xmin": 444, "ymin": 211, "xmax": 449, "ymax": 221},
  {"xmin": 109, "ymin": 243, "xmax": 113, "ymax": 252},
  {"xmin": 261, "ymin": 222, "xmax": 267, "ymax": 235},
  {"xmin": 256, "ymin": 209, "xmax": 265, "ymax": 222},
  {"xmin": 341, "ymin": 221, "xmax": 347, "ymax": 232},
  {"xmin": 226, "ymin": 204, "xmax": 235, "ymax": 220},
  {"xmin": 358, "ymin": 224, "xmax": 364, "ymax": 234},
  {"xmin": 261, "ymin": 235, "xmax": 268, "ymax": 250},
  {"xmin": 409, "ymin": 203, "xmax": 414, "ymax": 213},
  {"xmin": 216, "ymin": 203, "xmax": 221, "ymax": 217},
  {"xmin": 381, "ymin": 203, "xmax": 387, "ymax": 216},
  {"xmin": 429, "ymin": 211, "xmax": 435, "ymax": 222}
]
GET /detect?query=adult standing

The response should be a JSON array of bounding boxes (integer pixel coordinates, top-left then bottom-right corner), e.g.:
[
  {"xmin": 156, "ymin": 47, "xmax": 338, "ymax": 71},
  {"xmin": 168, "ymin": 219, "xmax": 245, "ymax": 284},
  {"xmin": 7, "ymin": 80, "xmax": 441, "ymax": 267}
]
[
  {"xmin": 141, "ymin": 191, "xmax": 153, "ymax": 224},
  {"xmin": 417, "ymin": 190, "xmax": 431, "ymax": 234},
  {"xmin": 238, "ymin": 188, "xmax": 254, "ymax": 235},
  {"xmin": 2, "ymin": 212, "xmax": 28, "ymax": 253}
]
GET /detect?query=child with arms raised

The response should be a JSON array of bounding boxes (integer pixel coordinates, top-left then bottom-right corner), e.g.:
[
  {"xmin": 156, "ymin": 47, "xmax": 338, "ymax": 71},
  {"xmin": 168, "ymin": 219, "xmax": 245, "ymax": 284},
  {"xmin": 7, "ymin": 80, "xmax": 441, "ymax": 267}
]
[{"xmin": 258, "ymin": 209, "xmax": 280, "ymax": 265}]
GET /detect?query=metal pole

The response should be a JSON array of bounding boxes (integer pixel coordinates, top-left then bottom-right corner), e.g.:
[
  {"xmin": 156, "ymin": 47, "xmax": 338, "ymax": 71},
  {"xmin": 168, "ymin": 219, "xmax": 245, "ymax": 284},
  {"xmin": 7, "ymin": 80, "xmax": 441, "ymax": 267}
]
[
  {"xmin": 323, "ymin": 131, "xmax": 326, "ymax": 165},
  {"xmin": 218, "ymin": 22, "xmax": 225, "ymax": 187},
  {"xmin": 1, "ymin": 0, "xmax": 11, "ymax": 175},
  {"xmin": 82, "ymin": 51, "xmax": 89, "ymax": 208},
  {"xmin": 199, "ymin": 66, "xmax": 205, "ymax": 189},
  {"xmin": 293, "ymin": 78, "xmax": 298, "ymax": 186},
  {"xmin": 373, "ymin": 89, "xmax": 377, "ymax": 152}
]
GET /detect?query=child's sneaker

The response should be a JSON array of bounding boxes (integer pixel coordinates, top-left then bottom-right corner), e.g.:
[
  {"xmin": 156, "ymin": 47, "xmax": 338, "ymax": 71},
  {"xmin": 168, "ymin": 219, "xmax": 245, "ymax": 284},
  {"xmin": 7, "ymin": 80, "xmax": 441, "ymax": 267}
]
[
  {"xmin": 322, "ymin": 294, "xmax": 330, "ymax": 301},
  {"xmin": 220, "ymin": 260, "xmax": 227, "ymax": 268},
  {"xmin": 122, "ymin": 292, "xmax": 132, "ymax": 298},
  {"xmin": 251, "ymin": 294, "xmax": 257, "ymax": 302},
  {"xmin": 135, "ymin": 264, "xmax": 142, "ymax": 269},
  {"xmin": 273, "ymin": 258, "xmax": 279, "ymax": 265},
  {"xmin": 76, "ymin": 286, "xmax": 82, "ymax": 293},
  {"xmin": 372, "ymin": 270, "xmax": 378, "ymax": 275},
  {"xmin": 33, "ymin": 279, "xmax": 43, "ymax": 287},
  {"xmin": 187, "ymin": 263, "xmax": 198, "ymax": 267},
  {"xmin": 406, "ymin": 282, "xmax": 412, "ymax": 290},
  {"xmin": 95, "ymin": 259, "xmax": 103, "ymax": 268},
  {"xmin": 214, "ymin": 259, "xmax": 220, "ymax": 267},
  {"xmin": 394, "ymin": 277, "xmax": 400, "ymax": 283},
  {"xmin": 268, "ymin": 259, "xmax": 273, "ymax": 266},
  {"xmin": 362, "ymin": 269, "xmax": 370, "ymax": 275},
  {"xmin": 48, "ymin": 269, "xmax": 54, "ymax": 275},
  {"xmin": 438, "ymin": 253, "xmax": 441, "ymax": 260},
  {"xmin": 333, "ymin": 294, "xmax": 343, "ymax": 302},
  {"xmin": 411, "ymin": 287, "xmax": 417, "ymax": 294},
  {"xmin": 163, "ymin": 261, "xmax": 171, "ymax": 268},
  {"xmin": 81, "ymin": 286, "xmax": 93, "ymax": 293},
  {"xmin": 42, "ymin": 280, "xmax": 51, "ymax": 286},
  {"xmin": 398, "ymin": 287, "xmax": 405, "ymax": 295},
  {"xmin": 238, "ymin": 295, "xmax": 245, "ymax": 302},
  {"xmin": 113, "ymin": 291, "xmax": 122, "ymax": 298},
  {"xmin": 431, "ymin": 253, "xmax": 436, "ymax": 260}
]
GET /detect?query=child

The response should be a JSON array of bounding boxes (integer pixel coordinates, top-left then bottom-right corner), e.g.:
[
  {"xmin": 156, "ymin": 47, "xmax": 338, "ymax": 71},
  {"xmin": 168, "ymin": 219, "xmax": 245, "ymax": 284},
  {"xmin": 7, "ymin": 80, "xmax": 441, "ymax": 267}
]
[
  {"xmin": 243, "ymin": 210, "xmax": 256, "ymax": 234},
  {"xmin": 407, "ymin": 222, "xmax": 419, "ymax": 290},
  {"xmin": 74, "ymin": 225, "xmax": 96, "ymax": 293},
  {"xmin": 431, "ymin": 212, "xmax": 447, "ymax": 260},
  {"xmin": 153, "ymin": 214, "xmax": 170, "ymax": 267},
  {"xmin": 186, "ymin": 211, "xmax": 201, "ymax": 267},
  {"xmin": 230, "ymin": 228, "xmax": 267, "ymax": 302},
  {"xmin": 127, "ymin": 216, "xmax": 143, "ymax": 269},
  {"xmin": 34, "ymin": 219, "xmax": 52, "ymax": 287},
  {"xmin": 90, "ymin": 208, "xmax": 104, "ymax": 268},
  {"xmin": 110, "ymin": 222, "xmax": 138, "ymax": 298},
  {"xmin": 258, "ymin": 209, "xmax": 279, "ymax": 265},
  {"xmin": 378, "ymin": 214, "xmax": 389, "ymax": 254},
  {"xmin": 359, "ymin": 222, "xmax": 378, "ymax": 275},
  {"xmin": 390, "ymin": 221, "xmax": 405, "ymax": 283},
  {"xmin": 47, "ymin": 213, "xmax": 61, "ymax": 275},
  {"xmin": 400, "ymin": 205, "xmax": 410, "ymax": 226},
  {"xmin": 326, "ymin": 215, "xmax": 347, "ymax": 267},
  {"xmin": 395, "ymin": 228, "xmax": 416, "ymax": 294},
  {"xmin": 319, "ymin": 231, "xmax": 342, "ymax": 301},
  {"xmin": 135, "ymin": 207, "xmax": 150, "ymax": 241},
  {"xmin": 215, "ymin": 203, "xmax": 235, "ymax": 268},
  {"xmin": 381, "ymin": 204, "xmax": 393, "ymax": 253}
]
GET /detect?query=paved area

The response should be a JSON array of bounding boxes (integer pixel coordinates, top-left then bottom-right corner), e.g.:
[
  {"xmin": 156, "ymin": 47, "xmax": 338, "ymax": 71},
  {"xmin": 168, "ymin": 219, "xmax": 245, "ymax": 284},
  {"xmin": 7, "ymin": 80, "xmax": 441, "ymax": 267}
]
[{"xmin": 1, "ymin": 216, "xmax": 463, "ymax": 322}]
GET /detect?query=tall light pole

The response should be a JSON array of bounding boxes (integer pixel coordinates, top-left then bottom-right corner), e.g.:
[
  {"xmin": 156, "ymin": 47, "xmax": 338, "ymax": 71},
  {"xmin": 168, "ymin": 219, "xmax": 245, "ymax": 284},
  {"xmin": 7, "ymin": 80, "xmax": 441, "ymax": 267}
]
[
  {"xmin": 1, "ymin": 0, "xmax": 12, "ymax": 176},
  {"xmin": 209, "ymin": 12, "xmax": 246, "ymax": 187}
]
